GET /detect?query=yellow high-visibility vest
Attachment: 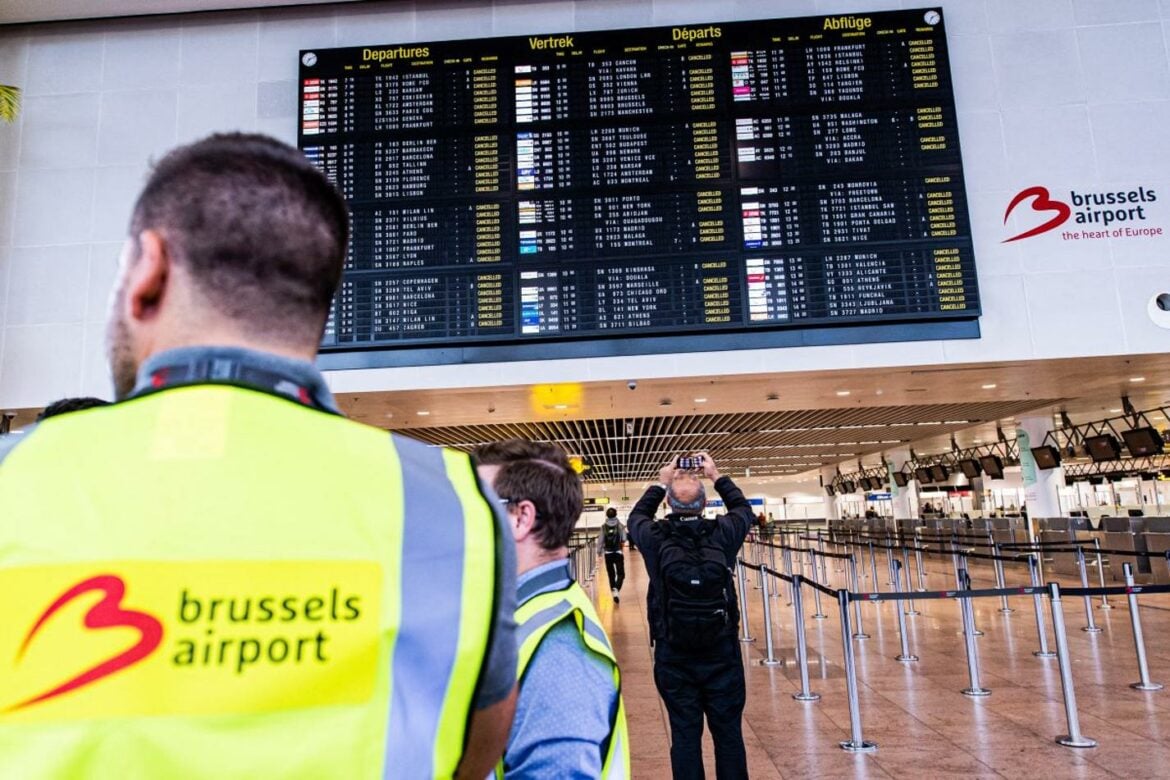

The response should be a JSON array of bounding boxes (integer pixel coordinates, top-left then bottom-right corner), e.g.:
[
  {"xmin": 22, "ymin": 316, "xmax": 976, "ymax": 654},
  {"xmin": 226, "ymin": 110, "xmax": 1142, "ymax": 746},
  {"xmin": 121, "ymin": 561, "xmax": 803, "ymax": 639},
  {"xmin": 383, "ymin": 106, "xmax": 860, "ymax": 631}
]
[
  {"xmin": 0, "ymin": 384, "xmax": 501, "ymax": 779},
  {"xmin": 497, "ymin": 580, "xmax": 629, "ymax": 779}
]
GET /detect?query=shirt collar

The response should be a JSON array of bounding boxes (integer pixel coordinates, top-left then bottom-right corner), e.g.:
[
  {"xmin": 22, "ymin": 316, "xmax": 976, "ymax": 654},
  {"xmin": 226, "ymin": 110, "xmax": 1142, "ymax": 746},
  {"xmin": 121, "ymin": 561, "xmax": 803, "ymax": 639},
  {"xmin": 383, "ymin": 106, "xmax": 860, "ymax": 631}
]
[
  {"xmin": 129, "ymin": 346, "xmax": 340, "ymax": 414},
  {"xmin": 517, "ymin": 558, "xmax": 572, "ymax": 604}
]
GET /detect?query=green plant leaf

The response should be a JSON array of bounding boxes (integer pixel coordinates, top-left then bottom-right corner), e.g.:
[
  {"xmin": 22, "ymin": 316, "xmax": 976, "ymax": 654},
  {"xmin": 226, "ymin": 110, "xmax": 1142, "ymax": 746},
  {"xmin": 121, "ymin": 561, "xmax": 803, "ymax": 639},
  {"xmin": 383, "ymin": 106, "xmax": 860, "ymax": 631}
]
[{"xmin": 0, "ymin": 84, "xmax": 22, "ymax": 123}]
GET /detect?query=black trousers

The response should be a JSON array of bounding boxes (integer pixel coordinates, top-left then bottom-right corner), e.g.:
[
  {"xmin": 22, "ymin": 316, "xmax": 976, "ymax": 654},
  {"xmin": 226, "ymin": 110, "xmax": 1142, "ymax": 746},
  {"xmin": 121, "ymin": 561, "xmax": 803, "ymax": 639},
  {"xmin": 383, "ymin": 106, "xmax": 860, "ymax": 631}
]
[
  {"xmin": 653, "ymin": 640, "xmax": 748, "ymax": 780},
  {"xmin": 604, "ymin": 552, "xmax": 625, "ymax": 591}
]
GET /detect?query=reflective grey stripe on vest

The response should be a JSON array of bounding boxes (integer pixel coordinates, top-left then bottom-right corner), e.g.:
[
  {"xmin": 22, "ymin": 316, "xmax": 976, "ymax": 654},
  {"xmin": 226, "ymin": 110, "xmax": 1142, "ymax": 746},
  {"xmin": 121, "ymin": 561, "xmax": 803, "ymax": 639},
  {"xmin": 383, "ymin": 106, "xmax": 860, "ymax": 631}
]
[
  {"xmin": 519, "ymin": 598, "xmax": 612, "ymax": 656},
  {"xmin": 383, "ymin": 435, "xmax": 468, "ymax": 778}
]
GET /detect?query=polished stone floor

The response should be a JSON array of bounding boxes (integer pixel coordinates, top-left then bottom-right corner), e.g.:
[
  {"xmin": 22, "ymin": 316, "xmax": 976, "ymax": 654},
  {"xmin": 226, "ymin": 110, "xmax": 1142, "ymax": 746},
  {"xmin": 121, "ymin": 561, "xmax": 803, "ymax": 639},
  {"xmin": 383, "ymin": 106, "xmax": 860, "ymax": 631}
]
[{"xmin": 586, "ymin": 542, "xmax": 1170, "ymax": 778}]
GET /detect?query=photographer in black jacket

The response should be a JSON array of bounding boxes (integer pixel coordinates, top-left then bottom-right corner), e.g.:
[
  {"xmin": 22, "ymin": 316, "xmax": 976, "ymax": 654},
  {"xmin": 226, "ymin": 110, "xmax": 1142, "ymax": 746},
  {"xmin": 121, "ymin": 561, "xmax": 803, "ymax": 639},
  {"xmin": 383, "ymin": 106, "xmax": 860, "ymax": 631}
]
[{"xmin": 627, "ymin": 452, "xmax": 752, "ymax": 780}]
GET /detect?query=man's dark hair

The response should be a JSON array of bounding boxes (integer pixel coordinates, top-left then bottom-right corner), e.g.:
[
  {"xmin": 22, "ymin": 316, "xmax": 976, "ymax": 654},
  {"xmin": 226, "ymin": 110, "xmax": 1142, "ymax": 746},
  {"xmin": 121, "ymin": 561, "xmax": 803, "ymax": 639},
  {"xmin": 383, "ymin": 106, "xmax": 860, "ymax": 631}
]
[
  {"xmin": 474, "ymin": 439, "xmax": 583, "ymax": 551},
  {"xmin": 605, "ymin": 507, "xmax": 617, "ymax": 519},
  {"xmin": 36, "ymin": 397, "xmax": 111, "ymax": 422},
  {"xmin": 129, "ymin": 132, "xmax": 349, "ymax": 344}
]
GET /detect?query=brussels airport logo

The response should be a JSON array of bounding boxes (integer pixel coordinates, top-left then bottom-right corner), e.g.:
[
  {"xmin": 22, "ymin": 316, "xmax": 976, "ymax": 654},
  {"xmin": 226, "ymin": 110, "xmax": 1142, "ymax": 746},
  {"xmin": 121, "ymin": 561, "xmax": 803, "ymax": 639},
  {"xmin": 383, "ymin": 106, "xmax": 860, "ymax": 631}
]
[
  {"xmin": 4, "ymin": 562, "xmax": 378, "ymax": 718},
  {"xmin": 1003, "ymin": 185, "xmax": 1162, "ymax": 242},
  {"xmin": 10, "ymin": 575, "xmax": 162, "ymax": 711}
]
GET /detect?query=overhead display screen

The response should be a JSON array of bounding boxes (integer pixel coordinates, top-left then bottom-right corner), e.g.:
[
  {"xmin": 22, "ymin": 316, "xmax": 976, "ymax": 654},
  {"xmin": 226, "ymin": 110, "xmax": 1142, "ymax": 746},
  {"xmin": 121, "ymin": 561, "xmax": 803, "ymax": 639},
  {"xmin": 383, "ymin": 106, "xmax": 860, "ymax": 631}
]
[{"xmin": 299, "ymin": 7, "xmax": 979, "ymax": 362}]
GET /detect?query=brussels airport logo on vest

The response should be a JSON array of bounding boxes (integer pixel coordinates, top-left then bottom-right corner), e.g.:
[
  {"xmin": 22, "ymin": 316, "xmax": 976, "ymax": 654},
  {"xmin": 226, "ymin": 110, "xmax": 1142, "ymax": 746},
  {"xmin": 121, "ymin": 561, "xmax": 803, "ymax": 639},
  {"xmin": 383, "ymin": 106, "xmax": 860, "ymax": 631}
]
[
  {"xmin": 2, "ymin": 562, "xmax": 381, "ymax": 720},
  {"xmin": 1003, "ymin": 185, "xmax": 1163, "ymax": 243}
]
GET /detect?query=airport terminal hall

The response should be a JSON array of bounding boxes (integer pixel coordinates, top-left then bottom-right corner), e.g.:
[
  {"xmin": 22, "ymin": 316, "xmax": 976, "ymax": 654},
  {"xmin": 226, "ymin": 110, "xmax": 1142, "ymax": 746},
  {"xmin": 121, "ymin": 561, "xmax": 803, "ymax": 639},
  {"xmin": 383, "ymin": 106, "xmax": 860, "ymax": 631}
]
[{"xmin": 3, "ymin": 0, "xmax": 1170, "ymax": 778}]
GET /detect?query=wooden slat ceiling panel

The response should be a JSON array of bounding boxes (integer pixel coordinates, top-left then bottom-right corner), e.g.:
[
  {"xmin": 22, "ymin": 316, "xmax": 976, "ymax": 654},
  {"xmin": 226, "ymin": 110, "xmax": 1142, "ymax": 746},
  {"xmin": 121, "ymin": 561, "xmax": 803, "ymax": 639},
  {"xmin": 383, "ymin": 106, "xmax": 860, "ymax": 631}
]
[{"xmin": 397, "ymin": 398, "xmax": 1062, "ymax": 482}]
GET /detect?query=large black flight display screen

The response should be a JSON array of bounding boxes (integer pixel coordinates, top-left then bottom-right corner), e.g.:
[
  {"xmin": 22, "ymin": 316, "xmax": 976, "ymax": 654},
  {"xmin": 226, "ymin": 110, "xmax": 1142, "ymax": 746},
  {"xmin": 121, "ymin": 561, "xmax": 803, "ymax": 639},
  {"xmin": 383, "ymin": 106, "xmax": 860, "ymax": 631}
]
[{"xmin": 299, "ymin": 7, "xmax": 979, "ymax": 364}]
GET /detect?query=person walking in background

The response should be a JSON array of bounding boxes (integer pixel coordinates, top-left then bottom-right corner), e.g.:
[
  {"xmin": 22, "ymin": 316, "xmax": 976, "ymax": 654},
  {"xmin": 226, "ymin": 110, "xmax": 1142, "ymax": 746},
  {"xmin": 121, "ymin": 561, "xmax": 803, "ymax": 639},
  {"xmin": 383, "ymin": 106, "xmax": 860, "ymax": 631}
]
[
  {"xmin": 601, "ymin": 507, "xmax": 626, "ymax": 602},
  {"xmin": 476, "ymin": 439, "xmax": 629, "ymax": 778},
  {"xmin": 627, "ymin": 452, "xmax": 753, "ymax": 780},
  {"xmin": 0, "ymin": 133, "xmax": 517, "ymax": 779}
]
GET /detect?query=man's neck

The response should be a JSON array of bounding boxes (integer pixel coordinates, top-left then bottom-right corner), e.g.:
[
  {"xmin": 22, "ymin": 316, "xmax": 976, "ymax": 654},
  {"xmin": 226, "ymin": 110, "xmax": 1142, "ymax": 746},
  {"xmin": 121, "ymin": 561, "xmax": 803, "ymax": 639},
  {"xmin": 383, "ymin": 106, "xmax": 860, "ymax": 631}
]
[{"xmin": 516, "ymin": 544, "xmax": 569, "ymax": 576}]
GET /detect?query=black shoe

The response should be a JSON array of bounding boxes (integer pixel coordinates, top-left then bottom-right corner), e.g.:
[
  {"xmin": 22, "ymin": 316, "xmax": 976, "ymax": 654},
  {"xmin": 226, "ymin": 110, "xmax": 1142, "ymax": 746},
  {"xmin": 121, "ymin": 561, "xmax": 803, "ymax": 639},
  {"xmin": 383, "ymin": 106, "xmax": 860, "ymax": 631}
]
[{"xmin": 614, "ymin": 593, "xmax": 620, "ymax": 604}]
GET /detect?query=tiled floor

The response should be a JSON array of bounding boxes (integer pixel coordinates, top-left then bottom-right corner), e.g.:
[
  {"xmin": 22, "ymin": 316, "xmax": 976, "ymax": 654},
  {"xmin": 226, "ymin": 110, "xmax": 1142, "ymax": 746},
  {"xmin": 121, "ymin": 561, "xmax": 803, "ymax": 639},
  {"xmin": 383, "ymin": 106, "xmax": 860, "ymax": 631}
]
[{"xmin": 587, "ymin": 541, "xmax": 1170, "ymax": 778}]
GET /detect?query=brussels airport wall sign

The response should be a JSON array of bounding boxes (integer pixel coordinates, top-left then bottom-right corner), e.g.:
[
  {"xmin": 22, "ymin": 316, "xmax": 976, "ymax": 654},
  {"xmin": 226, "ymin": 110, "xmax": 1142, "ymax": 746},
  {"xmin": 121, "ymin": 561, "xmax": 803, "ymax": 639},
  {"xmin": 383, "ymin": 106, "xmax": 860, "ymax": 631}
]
[
  {"xmin": 302, "ymin": 8, "xmax": 984, "ymax": 370},
  {"xmin": 1003, "ymin": 185, "xmax": 1164, "ymax": 243}
]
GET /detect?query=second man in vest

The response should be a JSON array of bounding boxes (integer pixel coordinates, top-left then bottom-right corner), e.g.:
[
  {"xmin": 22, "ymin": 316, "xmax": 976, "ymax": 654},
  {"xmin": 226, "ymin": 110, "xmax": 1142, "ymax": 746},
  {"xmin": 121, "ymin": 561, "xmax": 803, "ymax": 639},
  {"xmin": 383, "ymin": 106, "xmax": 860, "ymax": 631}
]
[{"xmin": 476, "ymin": 440, "xmax": 629, "ymax": 778}]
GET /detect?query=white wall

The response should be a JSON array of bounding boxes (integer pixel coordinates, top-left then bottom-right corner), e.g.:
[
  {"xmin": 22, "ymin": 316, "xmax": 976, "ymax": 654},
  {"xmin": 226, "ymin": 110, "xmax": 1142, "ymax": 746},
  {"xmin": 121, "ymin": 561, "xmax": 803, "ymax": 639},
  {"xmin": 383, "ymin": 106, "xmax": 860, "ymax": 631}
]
[{"xmin": 1, "ymin": 0, "xmax": 1168, "ymax": 406}]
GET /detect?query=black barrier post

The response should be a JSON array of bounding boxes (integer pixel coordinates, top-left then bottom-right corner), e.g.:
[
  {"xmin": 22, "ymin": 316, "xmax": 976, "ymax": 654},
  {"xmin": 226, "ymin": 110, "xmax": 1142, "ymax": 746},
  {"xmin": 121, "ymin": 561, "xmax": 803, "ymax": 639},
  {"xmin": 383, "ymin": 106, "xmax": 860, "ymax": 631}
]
[
  {"xmin": 958, "ymin": 568, "xmax": 990, "ymax": 696},
  {"xmin": 791, "ymin": 575, "xmax": 820, "ymax": 701},
  {"xmin": 1029, "ymin": 554, "xmax": 1057, "ymax": 658},
  {"xmin": 1076, "ymin": 547, "xmax": 1102, "ymax": 634},
  {"xmin": 1049, "ymin": 583, "xmax": 1098, "ymax": 748},
  {"xmin": 900, "ymin": 546, "xmax": 920, "ymax": 615},
  {"xmin": 1123, "ymin": 563, "xmax": 1163, "ymax": 691},
  {"xmin": 848, "ymin": 554, "xmax": 868, "ymax": 639},
  {"xmin": 837, "ymin": 589, "xmax": 876, "ymax": 753},
  {"xmin": 736, "ymin": 562, "xmax": 755, "ymax": 643},
  {"xmin": 893, "ymin": 559, "xmax": 917, "ymax": 662},
  {"xmin": 759, "ymin": 570, "xmax": 783, "ymax": 666}
]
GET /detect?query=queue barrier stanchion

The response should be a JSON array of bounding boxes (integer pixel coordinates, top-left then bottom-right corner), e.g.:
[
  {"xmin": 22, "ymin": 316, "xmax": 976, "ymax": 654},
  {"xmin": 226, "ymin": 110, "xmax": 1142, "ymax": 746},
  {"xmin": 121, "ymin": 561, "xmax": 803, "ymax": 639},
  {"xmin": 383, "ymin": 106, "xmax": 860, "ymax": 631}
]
[
  {"xmin": 1123, "ymin": 563, "xmax": 1163, "ymax": 692},
  {"xmin": 956, "ymin": 554, "xmax": 983, "ymax": 637},
  {"xmin": 736, "ymin": 561, "xmax": 755, "ymax": 643},
  {"xmin": 753, "ymin": 538, "xmax": 764, "ymax": 589},
  {"xmin": 812, "ymin": 552, "xmax": 828, "ymax": 619},
  {"xmin": 782, "ymin": 546, "xmax": 795, "ymax": 604},
  {"xmin": 1029, "ymin": 554, "xmax": 1057, "ymax": 659},
  {"xmin": 901, "ymin": 547, "xmax": 920, "ymax": 615},
  {"xmin": 1048, "ymin": 582, "xmax": 1098, "ymax": 748},
  {"xmin": 914, "ymin": 544, "xmax": 927, "ymax": 591},
  {"xmin": 957, "ymin": 568, "xmax": 990, "ymax": 696},
  {"xmin": 868, "ymin": 541, "xmax": 880, "ymax": 592},
  {"xmin": 768, "ymin": 541, "xmax": 780, "ymax": 601},
  {"xmin": 848, "ymin": 554, "xmax": 869, "ymax": 640},
  {"xmin": 837, "ymin": 589, "xmax": 876, "ymax": 753},
  {"xmin": 790, "ymin": 574, "xmax": 820, "ymax": 701},
  {"xmin": 758, "ymin": 565, "xmax": 783, "ymax": 666},
  {"xmin": 893, "ymin": 559, "xmax": 917, "ymax": 663},
  {"xmin": 993, "ymin": 543, "xmax": 1013, "ymax": 614},
  {"xmin": 1076, "ymin": 547, "xmax": 1102, "ymax": 633},
  {"xmin": 1092, "ymin": 538, "xmax": 1111, "ymax": 610}
]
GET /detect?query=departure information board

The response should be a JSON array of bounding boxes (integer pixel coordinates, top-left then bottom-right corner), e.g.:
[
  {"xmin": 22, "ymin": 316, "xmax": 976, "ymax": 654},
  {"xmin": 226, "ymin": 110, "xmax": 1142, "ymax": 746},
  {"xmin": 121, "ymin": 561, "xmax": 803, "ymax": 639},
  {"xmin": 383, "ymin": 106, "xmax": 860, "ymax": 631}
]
[{"xmin": 299, "ymin": 8, "xmax": 979, "ymax": 359}]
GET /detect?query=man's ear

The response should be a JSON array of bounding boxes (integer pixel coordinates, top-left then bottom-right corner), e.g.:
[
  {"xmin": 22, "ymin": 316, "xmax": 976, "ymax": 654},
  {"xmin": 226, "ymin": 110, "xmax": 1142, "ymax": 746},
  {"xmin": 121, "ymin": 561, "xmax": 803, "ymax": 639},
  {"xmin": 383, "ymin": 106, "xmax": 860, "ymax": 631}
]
[
  {"xmin": 124, "ymin": 229, "xmax": 171, "ymax": 323},
  {"xmin": 512, "ymin": 500, "xmax": 539, "ymax": 543}
]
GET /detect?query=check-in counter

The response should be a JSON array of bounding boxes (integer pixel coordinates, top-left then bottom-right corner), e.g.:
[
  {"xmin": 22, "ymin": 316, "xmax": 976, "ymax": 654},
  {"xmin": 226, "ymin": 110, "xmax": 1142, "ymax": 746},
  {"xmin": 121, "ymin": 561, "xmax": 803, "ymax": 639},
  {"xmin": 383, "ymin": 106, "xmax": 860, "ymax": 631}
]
[
  {"xmin": 1038, "ymin": 517, "xmax": 1094, "ymax": 576},
  {"xmin": 1141, "ymin": 517, "xmax": 1170, "ymax": 584},
  {"xmin": 1101, "ymin": 516, "xmax": 1151, "ymax": 582}
]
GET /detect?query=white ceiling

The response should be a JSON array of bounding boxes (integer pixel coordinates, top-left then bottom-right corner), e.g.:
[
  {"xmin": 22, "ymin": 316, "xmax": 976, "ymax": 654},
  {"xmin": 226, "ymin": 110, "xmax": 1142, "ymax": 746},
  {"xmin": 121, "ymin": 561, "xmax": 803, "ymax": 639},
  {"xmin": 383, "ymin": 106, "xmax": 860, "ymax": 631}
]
[{"xmin": 0, "ymin": 0, "xmax": 365, "ymax": 26}]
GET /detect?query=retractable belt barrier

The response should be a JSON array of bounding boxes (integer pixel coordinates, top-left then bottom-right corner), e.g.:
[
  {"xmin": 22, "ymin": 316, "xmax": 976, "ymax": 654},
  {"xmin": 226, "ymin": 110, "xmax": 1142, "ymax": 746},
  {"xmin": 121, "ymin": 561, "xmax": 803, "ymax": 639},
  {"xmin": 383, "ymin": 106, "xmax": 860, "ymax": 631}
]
[{"xmin": 733, "ymin": 533, "xmax": 1169, "ymax": 755}]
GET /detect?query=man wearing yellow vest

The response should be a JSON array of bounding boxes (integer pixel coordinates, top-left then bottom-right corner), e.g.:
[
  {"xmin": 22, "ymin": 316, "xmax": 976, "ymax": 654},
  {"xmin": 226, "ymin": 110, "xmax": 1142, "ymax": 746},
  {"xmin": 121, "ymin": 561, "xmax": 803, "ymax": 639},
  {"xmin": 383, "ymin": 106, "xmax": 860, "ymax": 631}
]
[
  {"xmin": 475, "ymin": 440, "xmax": 628, "ymax": 779},
  {"xmin": 0, "ymin": 133, "xmax": 517, "ymax": 779}
]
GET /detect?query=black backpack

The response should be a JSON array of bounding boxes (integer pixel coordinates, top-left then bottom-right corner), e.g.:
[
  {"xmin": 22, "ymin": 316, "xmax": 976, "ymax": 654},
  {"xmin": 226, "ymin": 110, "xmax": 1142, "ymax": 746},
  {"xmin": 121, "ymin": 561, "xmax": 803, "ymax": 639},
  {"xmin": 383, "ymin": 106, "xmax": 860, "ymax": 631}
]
[
  {"xmin": 603, "ymin": 523, "xmax": 622, "ymax": 552},
  {"xmin": 657, "ymin": 519, "xmax": 736, "ymax": 652}
]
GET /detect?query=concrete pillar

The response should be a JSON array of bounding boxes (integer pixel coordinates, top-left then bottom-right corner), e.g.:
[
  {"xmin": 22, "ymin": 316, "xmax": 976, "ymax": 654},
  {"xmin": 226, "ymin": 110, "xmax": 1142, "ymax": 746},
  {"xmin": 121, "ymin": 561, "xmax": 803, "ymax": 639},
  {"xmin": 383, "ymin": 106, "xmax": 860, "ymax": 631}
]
[
  {"xmin": 821, "ymin": 465, "xmax": 840, "ymax": 521},
  {"xmin": 885, "ymin": 448, "xmax": 917, "ymax": 519},
  {"xmin": 1016, "ymin": 415, "xmax": 1064, "ymax": 519}
]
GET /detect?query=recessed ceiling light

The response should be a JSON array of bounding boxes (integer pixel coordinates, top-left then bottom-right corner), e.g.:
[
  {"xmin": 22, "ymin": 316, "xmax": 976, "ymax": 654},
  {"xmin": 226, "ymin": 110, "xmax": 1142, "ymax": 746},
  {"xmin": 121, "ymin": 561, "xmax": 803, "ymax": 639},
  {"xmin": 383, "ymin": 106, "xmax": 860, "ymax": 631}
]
[
  {"xmin": 694, "ymin": 397, "xmax": 707, "ymax": 403},
  {"xmin": 981, "ymin": 383, "xmax": 997, "ymax": 390},
  {"xmin": 553, "ymin": 404, "xmax": 568, "ymax": 409},
  {"xmin": 836, "ymin": 390, "xmax": 851, "ymax": 397},
  {"xmin": 1109, "ymin": 408, "xmax": 1122, "ymax": 413},
  {"xmin": 416, "ymin": 410, "xmax": 430, "ymax": 416},
  {"xmin": 1131, "ymin": 377, "xmax": 1146, "ymax": 382}
]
